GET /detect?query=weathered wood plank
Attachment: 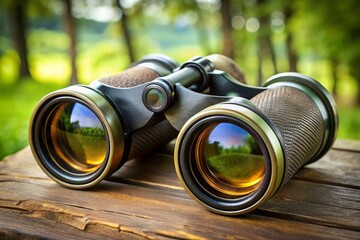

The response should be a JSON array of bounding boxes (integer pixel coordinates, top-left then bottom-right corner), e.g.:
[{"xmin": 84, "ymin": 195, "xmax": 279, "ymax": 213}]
[
  {"xmin": 0, "ymin": 207, "xmax": 147, "ymax": 240},
  {"xmin": 261, "ymin": 180, "xmax": 360, "ymax": 231},
  {"xmin": 0, "ymin": 147, "xmax": 48, "ymax": 179},
  {"xmin": 0, "ymin": 142, "xmax": 359, "ymax": 239},
  {"xmin": 1, "ymin": 175, "xmax": 359, "ymax": 239},
  {"xmin": 110, "ymin": 153, "xmax": 182, "ymax": 190},
  {"xmin": 294, "ymin": 149, "xmax": 360, "ymax": 188}
]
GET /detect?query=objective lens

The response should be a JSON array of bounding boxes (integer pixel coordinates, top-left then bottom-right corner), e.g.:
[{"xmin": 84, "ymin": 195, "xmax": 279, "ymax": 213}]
[
  {"xmin": 195, "ymin": 122, "xmax": 265, "ymax": 196},
  {"xmin": 47, "ymin": 102, "xmax": 107, "ymax": 174},
  {"xmin": 175, "ymin": 102, "xmax": 284, "ymax": 215}
]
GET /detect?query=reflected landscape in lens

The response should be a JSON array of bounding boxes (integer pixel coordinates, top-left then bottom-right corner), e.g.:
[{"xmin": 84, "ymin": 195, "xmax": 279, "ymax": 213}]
[
  {"xmin": 197, "ymin": 122, "xmax": 265, "ymax": 196},
  {"xmin": 49, "ymin": 102, "xmax": 107, "ymax": 173}
]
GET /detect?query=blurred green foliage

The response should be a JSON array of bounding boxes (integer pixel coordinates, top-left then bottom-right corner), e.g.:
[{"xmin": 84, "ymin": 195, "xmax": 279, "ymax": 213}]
[
  {"xmin": 0, "ymin": 81, "xmax": 64, "ymax": 160},
  {"xmin": 337, "ymin": 108, "xmax": 360, "ymax": 140},
  {"xmin": 0, "ymin": 0, "xmax": 359, "ymax": 160}
]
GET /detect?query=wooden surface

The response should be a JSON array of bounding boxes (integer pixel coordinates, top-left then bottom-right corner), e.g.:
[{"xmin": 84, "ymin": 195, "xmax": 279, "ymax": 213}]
[{"xmin": 0, "ymin": 140, "xmax": 359, "ymax": 239}]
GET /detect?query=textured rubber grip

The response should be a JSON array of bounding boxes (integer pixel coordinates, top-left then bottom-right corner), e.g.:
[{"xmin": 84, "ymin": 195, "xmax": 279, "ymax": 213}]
[
  {"xmin": 98, "ymin": 65, "xmax": 178, "ymax": 160},
  {"xmin": 206, "ymin": 54, "xmax": 246, "ymax": 83},
  {"xmin": 250, "ymin": 86, "xmax": 325, "ymax": 186},
  {"xmin": 128, "ymin": 120, "xmax": 178, "ymax": 159},
  {"xmin": 98, "ymin": 66, "xmax": 160, "ymax": 88}
]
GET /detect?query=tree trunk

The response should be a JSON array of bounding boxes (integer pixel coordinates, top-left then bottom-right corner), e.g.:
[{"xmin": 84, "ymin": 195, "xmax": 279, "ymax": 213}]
[
  {"xmin": 330, "ymin": 58, "xmax": 338, "ymax": 97},
  {"xmin": 265, "ymin": 35, "xmax": 278, "ymax": 74},
  {"xmin": 64, "ymin": 0, "xmax": 78, "ymax": 85},
  {"xmin": 257, "ymin": 45, "xmax": 263, "ymax": 86},
  {"xmin": 257, "ymin": 36, "xmax": 278, "ymax": 85},
  {"xmin": 349, "ymin": 60, "xmax": 360, "ymax": 106},
  {"xmin": 195, "ymin": 8, "xmax": 212, "ymax": 55},
  {"xmin": 11, "ymin": 1, "xmax": 31, "ymax": 79},
  {"xmin": 286, "ymin": 33, "xmax": 298, "ymax": 72},
  {"xmin": 284, "ymin": 7, "xmax": 298, "ymax": 72},
  {"xmin": 256, "ymin": 0, "xmax": 277, "ymax": 84},
  {"xmin": 257, "ymin": 20, "xmax": 277, "ymax": 83},
  {"xmin": 220, "ymin": 0, "xmax": 234, "ymax": 59},
  {"xmin": 116, "ymin": 1, "xmax": 135, "ymax": 64}
]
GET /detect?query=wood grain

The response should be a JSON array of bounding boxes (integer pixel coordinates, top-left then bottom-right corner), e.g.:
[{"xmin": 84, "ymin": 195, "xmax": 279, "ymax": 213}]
[{"xmin": 0, "ymin": 141, "xmax": 359, "ymax": 239}]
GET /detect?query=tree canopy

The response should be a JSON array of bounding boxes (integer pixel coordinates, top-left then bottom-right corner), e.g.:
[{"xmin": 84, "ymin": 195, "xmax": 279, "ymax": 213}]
[{"xmin": 0, "ymin": 0, "xmax": 359, "ymax": 104}]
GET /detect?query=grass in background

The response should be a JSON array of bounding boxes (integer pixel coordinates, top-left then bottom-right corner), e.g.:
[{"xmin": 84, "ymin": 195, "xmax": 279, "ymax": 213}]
[
  {"xmin": 0, "ymin": 80, "xmax": 64, "ymax": 160},
  {"xmin": 338, "ymin": 108, "xmax": 360, "ymax": 140}
]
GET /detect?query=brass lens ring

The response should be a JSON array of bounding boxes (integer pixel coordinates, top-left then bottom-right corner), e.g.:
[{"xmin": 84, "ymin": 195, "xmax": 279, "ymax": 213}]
[
  {"xmin": 174, "ymin": 99, "xmax": 285, "ymax": 215},
  {"xmin": 29, "ymin": 85, "xmax": 125, "ymax": 189}
]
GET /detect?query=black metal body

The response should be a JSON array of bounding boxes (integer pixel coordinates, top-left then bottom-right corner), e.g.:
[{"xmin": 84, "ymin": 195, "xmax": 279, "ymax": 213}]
[{"xmin": 89, "ymin": 67, "xmax": 268, "ymax": 134}]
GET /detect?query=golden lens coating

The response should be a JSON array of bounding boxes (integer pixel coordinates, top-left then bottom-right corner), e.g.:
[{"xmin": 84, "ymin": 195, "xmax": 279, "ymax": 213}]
[
  {"xmin": 195, "ymin": 123, "xmax": 265, "ymax": 196},
  {"xmin": 49, "ymin": 102, "xmax": 107, "ymax": 174}
]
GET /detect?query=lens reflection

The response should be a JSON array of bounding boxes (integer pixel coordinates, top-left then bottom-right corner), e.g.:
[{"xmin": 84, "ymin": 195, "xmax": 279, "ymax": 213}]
[
  {"xmin": 48, "ymin": 102, "xmax": 107, "ymax": 174},
  {"xmin": 145, "ymin": 88, "xmax": 165, "ymax": 109},
  {"xmin": 196, "ymin": 122, "xmax": 264, "ymax": 196}
]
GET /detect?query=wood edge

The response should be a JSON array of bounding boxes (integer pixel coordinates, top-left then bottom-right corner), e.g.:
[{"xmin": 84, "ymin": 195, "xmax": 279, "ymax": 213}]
[{"xmin": 332, "ymin": 139, "xmax": 360, "ymax": 152}]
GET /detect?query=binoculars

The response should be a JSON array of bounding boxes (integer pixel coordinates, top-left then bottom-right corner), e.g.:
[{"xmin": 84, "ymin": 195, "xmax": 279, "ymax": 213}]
[{"xmin": 29, "ymin": 54, "xmax": 338, "ymax": 215}]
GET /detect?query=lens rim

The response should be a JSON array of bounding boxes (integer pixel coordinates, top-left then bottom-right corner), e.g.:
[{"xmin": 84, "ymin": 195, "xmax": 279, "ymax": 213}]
[
  {"xmin": 29, "ymin": 85, "xmax": 125, "ymax": 189},
  {"xmin": 174, "ymin": 100, "xmax": 285, "ymax": 215}
]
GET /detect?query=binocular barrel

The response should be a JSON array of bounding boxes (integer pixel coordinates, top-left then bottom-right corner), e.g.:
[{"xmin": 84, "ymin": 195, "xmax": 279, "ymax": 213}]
[
  {"xmin": 174, "ymin": 71, "xmax": 338, "ymax": 215},
  {"xmin": 29, "ymin": 54, "xmax": 179, "ymax": 189}
]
